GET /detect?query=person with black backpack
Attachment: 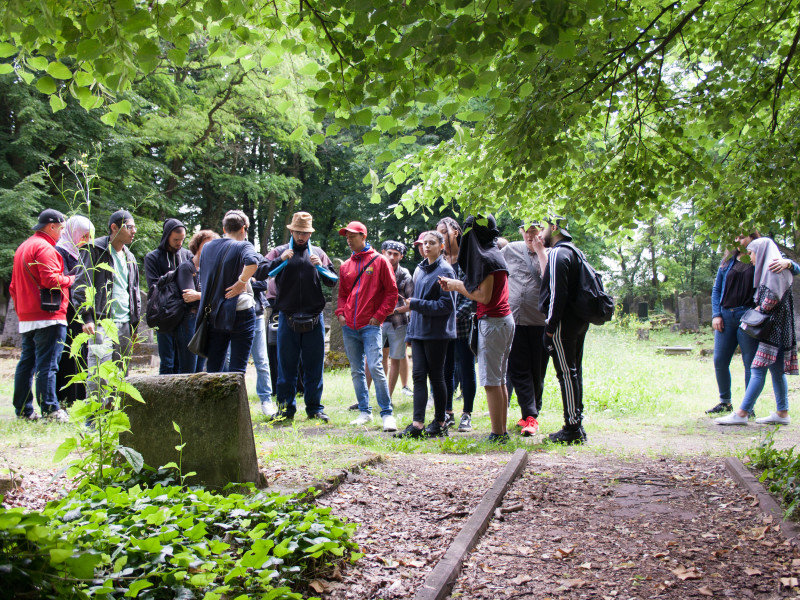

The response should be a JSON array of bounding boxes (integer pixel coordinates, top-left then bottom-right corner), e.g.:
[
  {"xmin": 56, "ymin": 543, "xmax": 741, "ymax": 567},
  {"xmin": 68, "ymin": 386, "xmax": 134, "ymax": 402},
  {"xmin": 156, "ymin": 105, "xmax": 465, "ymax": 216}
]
[
  {"xmin": 538, "ymin": 215, "xmax": 595, "ymax": 445},
  {"xmin": 144, "ymin": 218, "xmax": 192, "ymax": 374}
]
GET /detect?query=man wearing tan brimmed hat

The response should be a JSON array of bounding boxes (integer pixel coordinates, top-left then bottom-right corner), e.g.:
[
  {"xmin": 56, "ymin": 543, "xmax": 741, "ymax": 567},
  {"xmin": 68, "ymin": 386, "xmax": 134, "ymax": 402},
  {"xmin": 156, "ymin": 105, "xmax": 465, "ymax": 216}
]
[{"xmin": 257, "ymin": 211, "xmax": 336, "ymax": 423}]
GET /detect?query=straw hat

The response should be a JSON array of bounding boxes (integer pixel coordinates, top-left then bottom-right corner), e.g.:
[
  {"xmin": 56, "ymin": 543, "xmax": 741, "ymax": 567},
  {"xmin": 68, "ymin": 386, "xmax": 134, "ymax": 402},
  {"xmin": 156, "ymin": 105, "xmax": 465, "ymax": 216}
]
[{"xmin": 287, "ymin": 212, "xmax": 315, "ymax": 233}]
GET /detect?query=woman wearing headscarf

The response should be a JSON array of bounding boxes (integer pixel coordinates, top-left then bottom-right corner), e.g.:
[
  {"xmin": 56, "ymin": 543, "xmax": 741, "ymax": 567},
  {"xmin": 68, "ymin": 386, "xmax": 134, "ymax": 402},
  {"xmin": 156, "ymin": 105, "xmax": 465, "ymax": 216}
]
[
  {"xmin": 439, "ymin": 214, "xmax": 515, "ymax": 443},
  {"xmin": 716, "ymin": 237, "xmax": 798, "ymax": 425},
  {"xmin": 54, "ymin": 215, "xmax": 95, "ymax": 406}
]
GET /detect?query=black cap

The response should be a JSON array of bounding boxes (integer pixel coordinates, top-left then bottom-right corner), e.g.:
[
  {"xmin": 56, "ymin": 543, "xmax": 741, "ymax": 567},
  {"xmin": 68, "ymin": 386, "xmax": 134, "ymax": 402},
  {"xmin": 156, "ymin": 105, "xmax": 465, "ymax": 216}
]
[
  {"xmin": 33, "ymin": 209, "xmax": 66, "ymax": 231},
  {"xmin": 547, "ymin": 215, "xmax": 572, "ymax": 240}
]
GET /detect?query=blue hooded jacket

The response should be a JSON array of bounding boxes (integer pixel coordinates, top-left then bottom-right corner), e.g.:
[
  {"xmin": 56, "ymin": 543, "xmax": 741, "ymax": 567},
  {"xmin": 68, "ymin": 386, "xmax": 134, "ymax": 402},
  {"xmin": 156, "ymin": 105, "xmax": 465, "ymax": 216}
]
[{"xmin": 406, "ymin": 256, "xmax": 456, "ymax": 341}]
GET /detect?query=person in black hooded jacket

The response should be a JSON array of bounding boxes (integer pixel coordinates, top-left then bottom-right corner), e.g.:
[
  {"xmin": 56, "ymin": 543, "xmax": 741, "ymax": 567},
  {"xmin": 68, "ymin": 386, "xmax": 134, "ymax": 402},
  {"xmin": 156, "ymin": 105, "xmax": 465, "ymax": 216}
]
[{"xmin": 144, "ymin": 218, "xmax": 193, "ymax": 374}]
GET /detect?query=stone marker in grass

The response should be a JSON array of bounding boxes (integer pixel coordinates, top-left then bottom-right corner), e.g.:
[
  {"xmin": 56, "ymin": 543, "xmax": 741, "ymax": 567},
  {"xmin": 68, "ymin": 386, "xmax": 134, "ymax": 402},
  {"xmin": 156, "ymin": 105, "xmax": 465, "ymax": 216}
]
[{"xmin": 120, "ymin": 372, "xmax": 263, "ymax": 490}]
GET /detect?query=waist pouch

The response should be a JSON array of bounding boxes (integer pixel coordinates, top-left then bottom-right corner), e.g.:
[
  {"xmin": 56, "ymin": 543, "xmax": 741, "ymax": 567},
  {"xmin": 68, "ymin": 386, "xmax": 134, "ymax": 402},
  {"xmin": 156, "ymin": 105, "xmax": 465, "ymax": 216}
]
[{"xmin": 288, "ymin": 313, "xmax": 319, "ymax": 333}]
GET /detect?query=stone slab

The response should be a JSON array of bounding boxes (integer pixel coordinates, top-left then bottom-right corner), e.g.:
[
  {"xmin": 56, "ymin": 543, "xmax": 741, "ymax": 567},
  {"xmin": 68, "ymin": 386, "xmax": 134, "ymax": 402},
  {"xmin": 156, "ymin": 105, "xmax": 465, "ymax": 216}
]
[
  {"xmin": 678, "ymin": 295, "xmax": 699, "ymax": 330},
  {"xmin": 725, "ymin": 457, "xmax": 800, "ymax": 547},
  {"xmin": 657, "ymin": 346, "xmax": 693, "ymax": 355},
  {"xmin": 120, "ymin": 373, "xmax": 263, "ymax": 490},
  {"xmin": 415, "ymin": 449, "xmax": 528, "ymax": 600}
]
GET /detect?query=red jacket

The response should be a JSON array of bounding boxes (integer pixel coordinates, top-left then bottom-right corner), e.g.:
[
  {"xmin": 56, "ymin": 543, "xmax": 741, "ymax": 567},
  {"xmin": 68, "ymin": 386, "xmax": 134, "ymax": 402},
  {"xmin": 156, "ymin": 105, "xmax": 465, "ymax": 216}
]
[
  {"xmin": 9, "ymin": 231, "xmax": 75, "ymax": 322},
  {"xmin": 336, "ymin": 246, "xmax": 398, "ymax": 330}
]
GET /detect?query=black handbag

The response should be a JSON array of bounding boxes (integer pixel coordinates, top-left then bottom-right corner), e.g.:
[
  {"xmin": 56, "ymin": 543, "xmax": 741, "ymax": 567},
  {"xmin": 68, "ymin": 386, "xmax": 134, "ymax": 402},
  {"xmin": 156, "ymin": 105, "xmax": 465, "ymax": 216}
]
[
  {"xmin": 24, "ymin": 262, "xmax": 62, "ymax": 312},
  {"xmin": 740, "ymin": 308, "xmax": 773, "ymax": 340},
  {"xmin": 188, "ymin": 241, "xmax": 236, "ymax": 358},
  {"xmin": 468, "ymin": 314, "xmax": 479, "ymax": 356}
]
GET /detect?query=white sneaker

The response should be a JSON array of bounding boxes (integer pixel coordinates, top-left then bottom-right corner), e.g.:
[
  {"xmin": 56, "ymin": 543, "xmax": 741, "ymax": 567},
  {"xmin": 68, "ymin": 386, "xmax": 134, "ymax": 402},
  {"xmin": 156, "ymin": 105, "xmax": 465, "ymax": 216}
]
[
  {"xmin": 402, "ymin": 386, "xmax": 414, "ymax": 397},
  {"xmin": 382, "ymin": 414, "xmax": 398, "ymax": 432},
  {"xmin": 755, "ymin": 412, "xmax": 791, "ymax": 425},
  {"xmin": 261, "ymin": 401, "xmax": 278, "ymax": 417},
  {"xmin": 45, "ymin": 409, "xmax": 69, "ymax": 423},
  {"xmin": 351, "ymin": 412, "xmax": 373, "ymax": 426},
  {"xmin": 716, "ymin": 412, "xmax": 749, "ymax": 426}
]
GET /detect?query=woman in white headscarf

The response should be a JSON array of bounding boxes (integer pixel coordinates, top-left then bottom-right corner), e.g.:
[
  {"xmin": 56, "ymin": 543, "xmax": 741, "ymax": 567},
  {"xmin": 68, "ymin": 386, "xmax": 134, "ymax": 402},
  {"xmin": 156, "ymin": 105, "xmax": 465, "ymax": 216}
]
[
  {"xmin": 54, "ymin": 215, "xmax": 95, "ymax": 406},
  {"xmin": 717, "ymin": 237, "xmax": 798, "ymax": 426}
]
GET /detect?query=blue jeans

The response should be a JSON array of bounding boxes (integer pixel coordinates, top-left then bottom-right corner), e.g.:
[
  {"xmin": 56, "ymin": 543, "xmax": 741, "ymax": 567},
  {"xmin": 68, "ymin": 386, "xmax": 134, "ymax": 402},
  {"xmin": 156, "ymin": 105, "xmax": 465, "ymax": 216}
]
[
  {"xmin": 250, "ymin": 313, "xmax": 272, "ymax": 403},
  {"xmin": 452, "ymin": 336, "xmax": 477, "ymax": 413},
  {"xmin": 174, "ymin": 312, "xmax": 199, "ymax": 374},
  {"xmin": 740, "ymin": 350, "xmax": 788, "ymax": 413},
  {"xmin": 342, "ymin": 325, "xmax": 393, "ymax": 417},
  {"xmin": 206, "ymin": 308, "xmax": 256, "ymax": 373},
  {"xmin": 714, "ymin": 306, "xmax": 759, "ymax": 402},
  {"xmin": 277, "ymin": 312, "xmax": 324, "ymax": 417},
  {"xmin": 156, "ymin": 330, "xmax": 178, "ymax": 375},
  {"xmin": 13, "ymin": 324, "xmax": 67, "ymax": 417}
]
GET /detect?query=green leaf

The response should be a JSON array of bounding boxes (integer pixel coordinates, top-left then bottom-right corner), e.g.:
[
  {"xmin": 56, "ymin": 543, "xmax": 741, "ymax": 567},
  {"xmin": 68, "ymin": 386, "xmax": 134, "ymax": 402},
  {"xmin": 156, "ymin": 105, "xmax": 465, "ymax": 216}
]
[
  {"xmin": 370, "ymin": 193, "xmax": 381, "ymax": 204},
  {"xmin": 298, "ymin": 61, "xmax": 319, "ymax": 76},
  {"xmin": 125, "ymin": 580, "xmax": 153, "ymax": 597},
  {"xmin": 109, "ymin": 100, "xmax": 131, "ymax": 115},
  {"xmin": 35, "ymin": 76, "xmax": 57, "ymax": 95},
  {"xmin": 101, "ymin": 112, "xmax": 119, "ymax": 126},
  {"xmin": 27, "ymin": 56, "xmax": 48, "ymax": 71},
  {"xmin": 77, "ymin": 38, "xmax": 104, "ymax": 61},
  {"xmin": 0, "ymin": 64, "xmax": 13, "ymax": 75},
  {"xmin": 49, "ymin": 548, "xmax": 73, "ymax": 564},
  {"xmin": 117, "ymin": 446, "xmax": 144, "ymax": 473},
  {"xmin": 353, "ymin": 108, "xmax": 372, "ymax": 127},
  {"xmin": 310, "ymin": 133, "xmax": 325, "ymax": 145},
  {"xmin": 0, "ymin": 42, "xmax": 17, "ymax": 58},
  {"xmin": 261, "ymin": 53, "xmax": 281, "ymax": 69},
  {"xmin": 117, "ymin": 381, "xmax": 143, "ymax": 402},
  {"xmin": 362, "ymin": 130, "xmax": 380, "ymax": 145},
  {"xmin": 273, "ymin": 76, "xmax": 290, "ymax": 90},
  {"xmin": 50, "ymin": 95, "xmax": 67, "ymax": 112},
  {"xmin": 276, "ymin": 100, "xmax": 292, "ymax": 114},
  {"xmin": 46, "ymin": 62, "xmax": 73, "ymax": 80},
  {"xmin": 288, "ymin": 126, "xmax": 304, "ymax": 141},
  {"xmin": 53, "ymin": 437, "xmax": 77, "ymax": 462}
]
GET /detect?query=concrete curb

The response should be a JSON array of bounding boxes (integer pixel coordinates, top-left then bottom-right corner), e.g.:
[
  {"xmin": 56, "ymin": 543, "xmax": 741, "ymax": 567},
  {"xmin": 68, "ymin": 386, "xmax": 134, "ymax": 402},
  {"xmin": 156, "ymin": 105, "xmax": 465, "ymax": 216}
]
[
  {"xmin": 415, "ymin": 449, "xmax": 529, "ymax": 600},
  {"xmin": 270, "ymin": 454, "xmax": 384, "ymax": 501},
  {"xmin": 724, "ymin": 457, "xmax": 800, "ymax": 546}
]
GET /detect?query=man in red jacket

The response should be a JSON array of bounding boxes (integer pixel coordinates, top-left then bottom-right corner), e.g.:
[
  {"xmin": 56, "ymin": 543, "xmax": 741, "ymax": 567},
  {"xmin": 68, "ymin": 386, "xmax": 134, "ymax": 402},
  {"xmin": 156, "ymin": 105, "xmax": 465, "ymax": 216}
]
[
  {"xmin": 336, "ymin": 221, "xmax": 398, "ymax": 431},
  {"xmin": 9, "ymin": 209, "xmax": 76, "ymax": 421}
]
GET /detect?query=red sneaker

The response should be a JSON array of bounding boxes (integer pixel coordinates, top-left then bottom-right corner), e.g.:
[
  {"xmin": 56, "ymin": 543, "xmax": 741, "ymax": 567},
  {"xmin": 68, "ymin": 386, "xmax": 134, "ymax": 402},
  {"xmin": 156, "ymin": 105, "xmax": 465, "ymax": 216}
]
[
  {"xmin": 517, "ymin": 418, "xmax": 528, "ymax": 428},
  {"xmin": 520, "ymin": 416, "xmax": 539, "ymax": 436}
]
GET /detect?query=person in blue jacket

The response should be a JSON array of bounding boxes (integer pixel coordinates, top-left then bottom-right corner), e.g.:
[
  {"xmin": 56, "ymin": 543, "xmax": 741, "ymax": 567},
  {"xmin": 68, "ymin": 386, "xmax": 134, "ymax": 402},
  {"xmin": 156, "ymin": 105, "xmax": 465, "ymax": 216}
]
[
  {"xmin": 707, "ymin": 229, "xmax": 800, "ymax": 415},
  {"xmin": 395, "ymin": 230, "xmax": 456, "ymax": 438}
]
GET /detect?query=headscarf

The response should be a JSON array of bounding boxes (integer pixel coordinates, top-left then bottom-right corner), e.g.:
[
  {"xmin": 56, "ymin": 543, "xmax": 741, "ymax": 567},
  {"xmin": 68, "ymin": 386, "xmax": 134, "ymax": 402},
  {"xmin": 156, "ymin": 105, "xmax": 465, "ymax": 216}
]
[
  {"xmin": 55, "ymin": 215, "xmax": 94, "ymax": 260},
  {"xmin": 457, "ymin": 214, "xmax": 508, "ymax": 292},
  {"xmin": 748, "ymin": 238, "xmax": 792, "ymax": 303}
]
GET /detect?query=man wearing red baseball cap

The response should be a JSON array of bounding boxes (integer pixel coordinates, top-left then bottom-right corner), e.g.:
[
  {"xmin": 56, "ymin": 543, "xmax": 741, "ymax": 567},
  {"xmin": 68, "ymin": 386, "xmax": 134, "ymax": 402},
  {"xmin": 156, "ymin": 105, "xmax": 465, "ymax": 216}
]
[{"xmin": 336, "ymin": 221, "xmax": 398, "ymax": 431}]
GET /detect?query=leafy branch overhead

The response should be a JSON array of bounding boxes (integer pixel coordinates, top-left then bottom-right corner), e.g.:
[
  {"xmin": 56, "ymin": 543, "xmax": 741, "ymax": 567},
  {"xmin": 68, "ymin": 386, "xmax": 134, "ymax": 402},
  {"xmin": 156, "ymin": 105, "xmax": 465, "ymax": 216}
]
[{"xmin": 1, "ymin": 0, "xmax": 799, "ymax": 234}]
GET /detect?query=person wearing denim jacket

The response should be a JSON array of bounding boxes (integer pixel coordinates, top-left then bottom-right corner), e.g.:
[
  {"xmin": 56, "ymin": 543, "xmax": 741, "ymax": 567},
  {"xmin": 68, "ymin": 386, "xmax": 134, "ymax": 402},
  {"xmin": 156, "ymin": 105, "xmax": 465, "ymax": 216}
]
[{"xmin": 707, "ymin": 230, "xmax": 800, "ymax": 415}]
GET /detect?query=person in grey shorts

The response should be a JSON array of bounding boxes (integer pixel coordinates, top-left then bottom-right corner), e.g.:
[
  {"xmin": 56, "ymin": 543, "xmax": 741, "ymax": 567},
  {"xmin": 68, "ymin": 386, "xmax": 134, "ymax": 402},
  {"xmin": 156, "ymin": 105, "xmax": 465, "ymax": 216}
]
[{"xmin": 439, "ymin": 214, "xmax": 514, "ymax": 444}]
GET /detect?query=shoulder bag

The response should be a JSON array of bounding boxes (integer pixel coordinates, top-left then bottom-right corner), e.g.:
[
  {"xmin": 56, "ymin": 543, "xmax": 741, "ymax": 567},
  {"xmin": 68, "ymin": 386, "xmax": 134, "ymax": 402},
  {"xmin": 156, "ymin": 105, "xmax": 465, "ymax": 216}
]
[
  {"xmin": 740, "ymin": 308, "xmax": 773, "ymax": 341},
  {"xmin": 24, "ymin": 261, "xmax": 62, "ymax": 312},
  {"xmin": 188, "ymin": 241, "xmax": 236, "ymax": 357}
]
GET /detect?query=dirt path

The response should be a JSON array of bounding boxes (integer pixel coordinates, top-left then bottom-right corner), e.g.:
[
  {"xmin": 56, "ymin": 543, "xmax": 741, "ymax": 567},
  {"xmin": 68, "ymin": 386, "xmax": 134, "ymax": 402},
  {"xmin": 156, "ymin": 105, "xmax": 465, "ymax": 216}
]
[{"xmin": 315, "ymin": 453, "xmax": 800, "ymax": 599}]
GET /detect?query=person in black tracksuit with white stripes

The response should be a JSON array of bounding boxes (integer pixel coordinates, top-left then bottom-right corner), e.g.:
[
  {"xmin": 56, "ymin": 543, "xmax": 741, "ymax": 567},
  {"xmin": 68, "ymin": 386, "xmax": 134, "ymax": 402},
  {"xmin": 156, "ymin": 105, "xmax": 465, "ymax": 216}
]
[{"xmin": 538, "ymin": 216, "xmax": 589, "ymax": 445}]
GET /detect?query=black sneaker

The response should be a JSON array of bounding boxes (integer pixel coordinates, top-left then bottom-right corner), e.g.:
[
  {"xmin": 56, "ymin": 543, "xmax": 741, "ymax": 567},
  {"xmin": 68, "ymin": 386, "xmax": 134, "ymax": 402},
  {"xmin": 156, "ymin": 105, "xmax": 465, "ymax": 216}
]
[
  {"xmin": 268, "ymin": 411, "xmax": 294, "ymax": 424},
  {"xmin": 706, "ymin": 402, "xmax": 733, "ymax": 415},
  {"xmin": 443, "ymin": 413, "xmax": 456, "ymax": 429},
  {"xmin": 548, "ymin": 427, "xmax": 585, "ymax": 445},
  {"xmin": 308, "ymin": 411, "xmax": 330, "ymax": 423},
  {"xmin": 486, "ymin": 432, "xmax": 510, "ymax": 444},
  {"xmin": 425, "ymin": 420, "xmax": 448, "ymax": 437},
  {"xmin": 394, "ymin": 424, "xmax": 425, "ymax": 439},
  {"xmin": 348, "ymin": 402, "xmax": 360, "ymax": 411}
]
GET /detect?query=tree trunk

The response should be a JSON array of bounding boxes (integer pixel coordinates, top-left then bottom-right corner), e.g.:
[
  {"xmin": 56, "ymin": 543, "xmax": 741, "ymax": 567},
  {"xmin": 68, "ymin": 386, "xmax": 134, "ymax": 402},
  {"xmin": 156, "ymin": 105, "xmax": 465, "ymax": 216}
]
[{"xmin": 260, "ymin": 142, "xmax": 278, "ymax": 254}]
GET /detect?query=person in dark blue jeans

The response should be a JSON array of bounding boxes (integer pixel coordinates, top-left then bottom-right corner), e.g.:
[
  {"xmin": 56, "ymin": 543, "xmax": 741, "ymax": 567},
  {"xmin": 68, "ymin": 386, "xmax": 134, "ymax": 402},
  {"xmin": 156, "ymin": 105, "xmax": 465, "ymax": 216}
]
[
  {"xmin": 708, "ymin": 229, "xmax": 800, "ymax": 414},
  {"xmin": 175, "ymin": 229, "xmax": 219, "ymax": 373},
  {"xmin": 14, "ymin": 324, "xmax": 67, "ymax": 418},
  {"xmin": 197, "ymin": 210, "xmax": 260, "ymax": 373}
]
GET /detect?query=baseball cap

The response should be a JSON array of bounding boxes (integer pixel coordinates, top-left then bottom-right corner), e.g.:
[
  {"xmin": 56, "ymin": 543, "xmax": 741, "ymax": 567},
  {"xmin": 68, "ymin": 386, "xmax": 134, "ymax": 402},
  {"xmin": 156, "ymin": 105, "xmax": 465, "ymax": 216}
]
[
  {"xmin": 338, "ymin": 221, "xmax": 367, "ymax": 236},
  {"xmin": 547, "ymin": 215, "xmax": 572, "ymax": 240},
  {"xmin": 33, "ymin": 208, "xmax": 65, "ymax": 231},
  {"xmin": 520, "ymin": 220, "xmax": 544, "ymax": 230},
  {"xmin": 412, "ymin": 232, "xmax": 426, "ymax": 247}
]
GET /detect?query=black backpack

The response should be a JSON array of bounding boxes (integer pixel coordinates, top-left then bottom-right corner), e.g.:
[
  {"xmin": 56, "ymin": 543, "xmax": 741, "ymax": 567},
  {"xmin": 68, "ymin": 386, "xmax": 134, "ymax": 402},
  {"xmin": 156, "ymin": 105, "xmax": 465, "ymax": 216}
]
[
  {"xmin": 145, "ymin": 270, "xmax": 185, "ymax": 333},
  {"xmin": 561, "ymin": 243, "xmax": 615, "ymax": 325}
]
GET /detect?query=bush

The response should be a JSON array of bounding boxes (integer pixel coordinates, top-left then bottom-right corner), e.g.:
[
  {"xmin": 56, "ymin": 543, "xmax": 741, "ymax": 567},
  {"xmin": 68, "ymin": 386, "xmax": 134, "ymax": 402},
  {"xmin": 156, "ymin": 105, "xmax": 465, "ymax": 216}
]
[
  {"xmin": 747, "ymin": 431, "xmax": 800, "ymax": 518},
  {"xmin": 1, "ymin": 483, "xmax": 360, "ymax": 599}
]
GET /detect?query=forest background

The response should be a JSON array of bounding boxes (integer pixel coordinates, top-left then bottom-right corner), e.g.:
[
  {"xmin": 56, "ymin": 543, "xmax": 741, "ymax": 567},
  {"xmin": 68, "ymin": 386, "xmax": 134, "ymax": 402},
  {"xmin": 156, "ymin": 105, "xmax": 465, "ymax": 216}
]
[{"xmin": 1, "ymin": 0, "xmax": 799, "ymax": 309}]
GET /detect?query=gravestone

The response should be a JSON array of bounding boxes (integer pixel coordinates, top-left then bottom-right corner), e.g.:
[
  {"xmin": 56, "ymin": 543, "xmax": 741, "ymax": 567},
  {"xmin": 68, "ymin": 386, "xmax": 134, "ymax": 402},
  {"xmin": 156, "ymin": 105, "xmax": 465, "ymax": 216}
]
[
  {"xmin": 637, "ymin": 302, "xmax": 649, "ymax": 320},
  {"xmin": 662, "ymin": 295, "xmax": 674, "ymax": 314},
  {"xmin": 621, "ymin": 299, "xmax": 631, "ymax": 315},
  {"xmin": 120, "ymin": 373, "xmax": 263, "ymax": 489},
  {"xmin": 678, "ymin": 296, "xmax": 699, "ymax": 330},
  {"xmin": 700, "ymin": 302, "xmax": 713, "ymax": 326},
  {"xmin": 0, "ymin": 298, "xmax": 21, "ymax": 348},
  {"xmin": 328, "ymin": 259, "xmax": 345, "ymax": 355}
]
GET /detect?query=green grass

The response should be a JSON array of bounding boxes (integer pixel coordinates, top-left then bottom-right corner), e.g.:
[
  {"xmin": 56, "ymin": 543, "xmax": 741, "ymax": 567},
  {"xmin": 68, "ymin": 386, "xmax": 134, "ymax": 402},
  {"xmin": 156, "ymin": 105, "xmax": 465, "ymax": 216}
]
[{"xmin": 2, "ymin": 323, "xmax": 797, "ymax": 479}]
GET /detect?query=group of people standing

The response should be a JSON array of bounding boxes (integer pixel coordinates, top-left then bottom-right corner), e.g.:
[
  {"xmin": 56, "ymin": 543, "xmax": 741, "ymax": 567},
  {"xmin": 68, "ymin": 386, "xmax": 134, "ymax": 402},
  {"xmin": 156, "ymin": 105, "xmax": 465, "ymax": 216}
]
[
  {"xmin": 10, "ymin": 207, "xmax": 596, "ymax": 445},
  {"xmin": 708, "ymin": 229, "xmax": 799, "ymax": 426}
]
